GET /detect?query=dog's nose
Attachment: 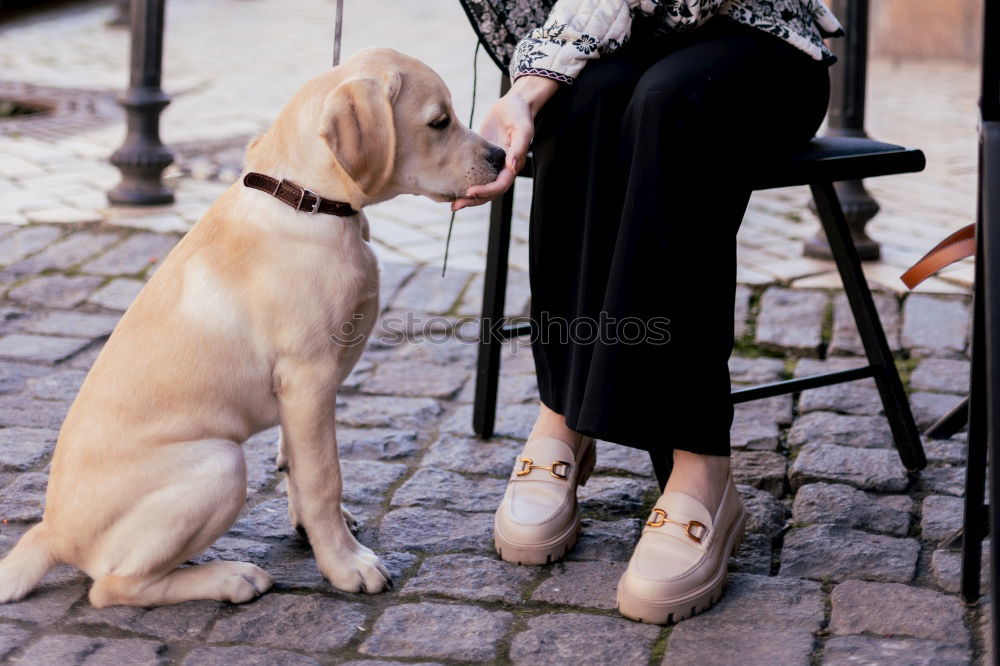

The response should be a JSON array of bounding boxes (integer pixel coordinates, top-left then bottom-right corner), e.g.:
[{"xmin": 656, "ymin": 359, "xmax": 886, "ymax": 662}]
[{"xmin": 487, "ymin": 145, "xmax": 506, "ymax": 173}]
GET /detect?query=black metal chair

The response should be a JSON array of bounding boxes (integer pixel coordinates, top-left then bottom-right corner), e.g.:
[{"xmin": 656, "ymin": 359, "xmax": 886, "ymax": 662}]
[
  {"xmin": 473, "ymin": 74, "xmax": 929, "ymax": 488},
  {"xmin": 958, "ymin": 0, "xmax": 998, "ymax": 650}
]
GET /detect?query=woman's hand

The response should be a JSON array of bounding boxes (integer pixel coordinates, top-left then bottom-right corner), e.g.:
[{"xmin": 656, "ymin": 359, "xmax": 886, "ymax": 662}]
[{"xmin": 451, "ymin": 76, "xmax": 560, "ymax": 211}]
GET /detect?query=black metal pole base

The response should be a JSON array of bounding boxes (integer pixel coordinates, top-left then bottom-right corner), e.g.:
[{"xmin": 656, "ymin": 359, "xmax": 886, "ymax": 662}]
[{"xmin": 804, "ymin": 179, "xmax": 881, "ymax": 261}]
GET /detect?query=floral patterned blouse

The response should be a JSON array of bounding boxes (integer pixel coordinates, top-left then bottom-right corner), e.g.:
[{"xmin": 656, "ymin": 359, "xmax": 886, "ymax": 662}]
[{"xmin": 506, "ymin": 0, "xmax": 844, "ymax": 85}]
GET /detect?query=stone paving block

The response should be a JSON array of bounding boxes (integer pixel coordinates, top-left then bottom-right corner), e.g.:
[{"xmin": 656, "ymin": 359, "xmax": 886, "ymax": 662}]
[
  {"xmin": 780, "ymin": 524, "xmax": 919, "ymax": 583},
  {"xmin": 730, "ymin": 409, "xmax": 781, "ymax": 451},
  {"xmin": 0, "ymin": 624, "xmax": 31, "ymax": 661},
  {"xmin": 81, "ymin": 232, "xmax": 178, "ymax": 276},
  {"xmin": 924, "ymin": 437, "xmax": 966, "ymax": 465},
  {"xmin": 25, "ymin": 207, "xmax": 102, "ymax": 224},
  {"xmin": 0, "ymin": 359, "xmax": 48, "ymax": 394},
  {"xmin": 729, "ymin": 355, "xmax": 786, "ymax": 384},
  {"xmin": 0, "ymin": 575, "xmax": 88, "ymax": 626},
  {"xmin": 754, "ymin": 287, "xmax": 828, "ymax": 356},
  {"xmin": 663, "ymin": 573, "xmax": 824, "ymax": 665},
  {"xmin": 0, "ymin": 471, "xmax": 47, "ymax": 521},
  {"xmin": 594, "ymin": 440, "xmax": 654, "ymax": 476},
  {"xmin": 387, "ymin": 264, "xmax": 471, "ymax": 315},
  {"xmin": 915, "ymin": 465, "xmax": 967, "ymax": 497},
  {"xmin": 821, "ymin": 635, "xmax": 971, "ymax": 665},
  {"xmin": 361, "ymin": 359, "xmax": 470, "ymax": 399},
  {"xmin": 27, "ymin": 367, "xmax": 87, "ymax": 402},
  {"xmin": 0, "ymin": 333, "xmax": 90, "ymax": 363},
  {"xmin": 931, "ymin": 543, "xmax": 989, "ymax": 594},
  {"xmin": 7, "ymin": 274, "xmax": 104, "ymax": 308},
  {"xmin": 337, "ymin": 427, "xmax": 422, "ymax": 461},
  {"xmin": 391, "ymin": 467, "xmax": 505, "ymax": 513},
  {"xmin": 0, "ymin": 426, "xmax": 57, "ymax": 472},
  {"xmin": 789, "ymin": 443, "xmax": 908, "ymax": 492},
  {"xmin": 910, "ymin": 358, "xmax": 971, "ymax": 394},
  {"xmin": 729, "ymin": 532, "xmax": 773, "ymax": 574},
  {"xmin": 737, "ymin": 393, "xmax": 794, "ymax": 426},
  {"xmin": 567, "ymin": 518, "xmax": 642, "ymax": 562},
  {"xmin": 421, "ymin": 433, "xmax": 520, "ymax": 476},
  {"xmin": 798, "ymin": 382, "xmax": 883, "ymax": 416},
  {"xmin": 337, "ymin": 395, "xmax": 442, "ymax": 431},
  {"xmin": 379, "ymin": 508, "xmax": 492, "ymax": 553},
  {"xmin": 71, "ymin": 600, "xmax": 222, "ymax": 642},
  {"xmin": 86, "ymin": 277, "xmax": 144, "ymax": 310},
  {"xmin": 902, "ymin": 294, "xmax": 970, "ymax": 358},
  {"xmin": 458, "ymin": 268, "xmax": 531, "ymax": 317},
  {"xmin": 359, "ymin": 602, "xmax": 512, "ymax": 662},
  {"xmin": 0, "ymin": 230, "xmax": 120, "ymax": 280},
  {"xmin": 788, "ymin": 411, "xmax": 893, "ymax": 449},
  {"xmin": 208, "ymin": 593, "xmax": 367, "ymax": 653},
  {"xmin": 830, "ymin": 579, "xmax": 969, "ymax": 645},
  {"xmin": 530, "ymin": 560, "xmax": 626, "ymax": 610},
  {"xmin": 734, "ymin": 283, "xmax": 752, "ymax": 339},
  {"xmin": 15, "ymin": 635, "xmax": 165, "ymax": 665},
  {"xmin": 731, "ymin": 450, "xmax": 787, "ymax": 497},
  {"xmin": 0, "ymin": 225, "xmax": 63, "ymax": 266},
  {"xmin": 230, "ymin": 497, "xmax": 295, "ymax": 540},
  {"xmin": 402, "ymin": 553, "xmax": 536, "ymax": 603},
  {"xmin": 830, "ymin": 290, "xmax": 902, "ymax": 355},
  {"xmin": 738, "ymin": 484, "xmax": 788, "ymax": 538},
  {"xmin": 378, "ymin": 261, "xmax": 417, "ymax": 313},
  {"xmin": 21, "ymin": 310, "xmax": 120, "ymax": 339},
  {"xmin": 0, "ymin": 395, "xmax": 70, "ymax": 429},
  {"xmin": 341, "ymin": 459, "xmax": 408, "ymax": 505},
  {"xmin": 182, "ymin": 645, "xmax": 320, "ymax": 666},
  {"xmin": 510, "ymin": 613, "xmax": 660, "ymax": 665},
  {"xmin": 922, "ymin": 494, "xmax": 964, "ymax": 543},
  {"xmin": 792, "ymin": 482, "xmax": 912, "ymax": 536},
  {"xmin": 910, "ymin": 391, "xmax": 966, "ymax": 429},
  {"xmin": 578, "ymin": 476, "xmax": 650, "ymax": 518},
  {"xmin": 440, "ymin": 403, "xmax": 536, "ymax": 440},
  {"xmin": 455, "ymin": 371, "xmax": 538, "ymax": 405},
  {"xmin": 241, "ymin": 427, "xmax": 278, "ymax": 494}
]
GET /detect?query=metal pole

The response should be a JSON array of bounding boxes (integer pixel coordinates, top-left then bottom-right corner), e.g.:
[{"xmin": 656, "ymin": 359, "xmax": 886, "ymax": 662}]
[
  {"xmin": 108, "ymin": 0, "xmax": 174, "ymax": 206},
  {"xmin": 804, "ymin": 0, "xmax": 881, "ymax": 261}
]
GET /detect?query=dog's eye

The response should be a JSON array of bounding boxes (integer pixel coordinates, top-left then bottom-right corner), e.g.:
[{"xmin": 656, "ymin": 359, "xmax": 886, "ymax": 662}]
[{"xmin": 428, "ymin": 114, "xmax": 450, "ymax": 130}]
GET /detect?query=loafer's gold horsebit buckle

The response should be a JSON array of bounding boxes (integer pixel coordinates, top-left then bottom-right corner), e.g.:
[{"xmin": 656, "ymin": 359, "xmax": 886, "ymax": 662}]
[
  {"xmin": 646, "ymin": 508, "xmax": 708, "ymax": 543},
  {"xmin": 516, "ymin": 458, "xmax": 572, "ymax": 480}
]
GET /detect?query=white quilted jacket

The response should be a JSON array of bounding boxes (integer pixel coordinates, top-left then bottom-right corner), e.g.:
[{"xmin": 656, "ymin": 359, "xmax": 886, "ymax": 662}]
[{"xmin": 510, "ymin": 0, "xmax": 844, "ymax": 84}]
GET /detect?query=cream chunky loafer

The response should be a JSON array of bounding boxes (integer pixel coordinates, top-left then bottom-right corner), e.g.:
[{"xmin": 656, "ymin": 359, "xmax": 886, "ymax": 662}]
[
  {"xmin": 493, "ymin": 435, "xmax": 596, "ymax": 565},
  {"xmin": 616, "ymin": 471, "xmax": 747, "ymax": 624}
]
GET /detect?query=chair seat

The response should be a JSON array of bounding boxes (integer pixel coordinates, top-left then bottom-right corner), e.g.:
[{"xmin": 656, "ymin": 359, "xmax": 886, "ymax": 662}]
[{"xmin": 751, "ymin": 136, "xmax": 926, "ymax": 190}]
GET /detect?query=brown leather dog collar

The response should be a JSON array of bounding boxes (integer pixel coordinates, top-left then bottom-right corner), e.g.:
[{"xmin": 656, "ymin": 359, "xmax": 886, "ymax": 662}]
[{"xmin": 243, "ymin": 172, "xmax": 359, "ymax": 217}]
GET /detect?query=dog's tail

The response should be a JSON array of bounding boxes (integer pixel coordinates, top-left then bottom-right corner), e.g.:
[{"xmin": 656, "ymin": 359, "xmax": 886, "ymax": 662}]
[{"xmin": 0, "ymin": 523, "xmax": 57, "ymax": 603}]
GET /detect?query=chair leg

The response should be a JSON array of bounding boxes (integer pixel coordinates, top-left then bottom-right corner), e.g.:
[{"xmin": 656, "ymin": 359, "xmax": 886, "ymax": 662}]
[
  {"xmin": 925, "ymin": 395, "xmax": 970, "ymax": 439},
  {"xmin": 473, "ymin": 184, "xmax": 516, "ymax": 439},
  {"xmin": 960, "ymin": 219, "xmax": 987, "ymax": 603},
  {"xmin": 810, "ymin": 182, "xmax": 927, "ymax": 472}
]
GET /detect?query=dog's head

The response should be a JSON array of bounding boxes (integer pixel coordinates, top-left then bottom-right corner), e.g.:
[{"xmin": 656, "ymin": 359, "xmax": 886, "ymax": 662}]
[{"xmin": 310, "ymin": 47, "xmax": 503, "ymax": 205}]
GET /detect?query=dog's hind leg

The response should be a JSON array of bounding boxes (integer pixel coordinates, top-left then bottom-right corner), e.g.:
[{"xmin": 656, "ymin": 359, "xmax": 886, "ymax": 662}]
[{"xmin": 86, "ymin": 439, "xmax": 272, "ymax": 608}]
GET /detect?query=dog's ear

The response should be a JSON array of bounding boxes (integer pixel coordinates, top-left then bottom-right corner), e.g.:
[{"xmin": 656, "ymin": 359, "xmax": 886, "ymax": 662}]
[{"xmin": 321, "ymin": 71, "xmax": 401, "ymax": 195}]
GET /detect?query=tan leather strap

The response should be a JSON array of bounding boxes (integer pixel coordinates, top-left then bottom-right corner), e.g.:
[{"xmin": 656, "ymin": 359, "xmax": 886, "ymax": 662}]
[
  {"xmin": 243, "ymin": 172, "xmax": 359, "ymax": 217},
  {"xmin": 900, "ymin": 224, "xmax": 976, "ymax": 289}
]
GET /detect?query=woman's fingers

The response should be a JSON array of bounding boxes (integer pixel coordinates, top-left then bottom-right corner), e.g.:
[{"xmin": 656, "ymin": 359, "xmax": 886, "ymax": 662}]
[
  {"xmin": 450, "ymin": 166, "xmax": 516, "ymax": 211},
  {"xmin": 506, "ymin": 123, "xmax": 533, "ymax": 172}
]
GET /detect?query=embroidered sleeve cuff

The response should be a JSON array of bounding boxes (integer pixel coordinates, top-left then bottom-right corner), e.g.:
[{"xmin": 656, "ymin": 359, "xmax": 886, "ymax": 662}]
[{"xmin": 511, "ymin": 67, "xmax": 575, "ymax": 85}]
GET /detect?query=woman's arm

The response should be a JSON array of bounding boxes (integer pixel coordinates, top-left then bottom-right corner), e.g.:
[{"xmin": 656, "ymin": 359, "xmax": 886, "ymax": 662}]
[{"xmin": 452, "ymin": 0, "xmax": 728, "ymax": 210}]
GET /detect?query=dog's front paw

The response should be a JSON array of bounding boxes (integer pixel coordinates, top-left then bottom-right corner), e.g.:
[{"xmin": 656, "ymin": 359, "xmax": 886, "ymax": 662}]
[{"xmin": 322, "ymin": 545, "xmax": 391, "ymax": 594}]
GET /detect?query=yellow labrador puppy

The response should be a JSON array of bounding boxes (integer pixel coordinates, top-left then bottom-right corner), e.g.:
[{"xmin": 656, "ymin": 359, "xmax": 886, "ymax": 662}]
[{"xmin": 0, "ymin": 47, "xmax": 504, "ymax": 608}]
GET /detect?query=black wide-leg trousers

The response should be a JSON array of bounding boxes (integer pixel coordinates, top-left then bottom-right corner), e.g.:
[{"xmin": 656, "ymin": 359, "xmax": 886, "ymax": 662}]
[{"xmin": 528, "ymin": 16, "xmax": 831, "ymax": 457}]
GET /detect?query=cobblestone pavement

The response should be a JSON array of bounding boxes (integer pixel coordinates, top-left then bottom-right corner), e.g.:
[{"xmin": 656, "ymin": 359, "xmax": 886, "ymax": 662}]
[{"xmin": 0, "ymin": 0, "xmax": 991, "ymax": 664}]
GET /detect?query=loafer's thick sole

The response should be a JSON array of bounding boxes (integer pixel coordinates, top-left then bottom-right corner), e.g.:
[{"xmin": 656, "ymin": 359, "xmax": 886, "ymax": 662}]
[
  {"xmin": 616, "ymin": 505, "xmax": 747, "ymax": 625},
  {"xmin": 494, "ymin": 438, "xmax": 597, "ymax": 566}
]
